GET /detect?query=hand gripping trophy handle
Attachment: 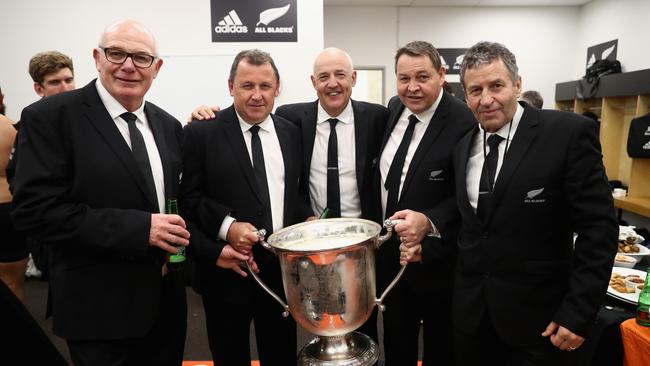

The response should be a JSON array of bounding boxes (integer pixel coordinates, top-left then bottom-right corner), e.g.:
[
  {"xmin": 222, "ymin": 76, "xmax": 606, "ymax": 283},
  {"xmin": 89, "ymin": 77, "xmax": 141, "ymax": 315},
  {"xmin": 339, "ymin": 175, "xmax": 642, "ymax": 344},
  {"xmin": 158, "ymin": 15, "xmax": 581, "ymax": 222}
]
[
  {"xmin": 244, "ymin": 228, "xmax": 290, "ymax": 318},
  {"xmin": 375, "ymin": 219, "xmax": 406, "ymax": 311}
]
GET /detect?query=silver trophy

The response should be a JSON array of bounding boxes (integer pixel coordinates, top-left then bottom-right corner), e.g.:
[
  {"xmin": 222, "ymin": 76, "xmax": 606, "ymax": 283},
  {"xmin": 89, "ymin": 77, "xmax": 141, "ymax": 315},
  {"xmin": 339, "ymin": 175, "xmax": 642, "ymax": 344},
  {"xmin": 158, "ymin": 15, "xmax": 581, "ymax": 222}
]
[{"xmin": 248, "ymin": 218, "xmax": 405, "ymax": 366}]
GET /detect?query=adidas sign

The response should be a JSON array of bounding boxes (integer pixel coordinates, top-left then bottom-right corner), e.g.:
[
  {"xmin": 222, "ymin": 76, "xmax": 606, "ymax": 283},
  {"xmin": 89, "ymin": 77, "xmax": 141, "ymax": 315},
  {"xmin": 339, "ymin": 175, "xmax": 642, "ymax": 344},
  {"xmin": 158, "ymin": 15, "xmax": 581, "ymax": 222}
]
[{"xmin": 215, "ymin": 10, "xmax": 248, "ymax": 33}]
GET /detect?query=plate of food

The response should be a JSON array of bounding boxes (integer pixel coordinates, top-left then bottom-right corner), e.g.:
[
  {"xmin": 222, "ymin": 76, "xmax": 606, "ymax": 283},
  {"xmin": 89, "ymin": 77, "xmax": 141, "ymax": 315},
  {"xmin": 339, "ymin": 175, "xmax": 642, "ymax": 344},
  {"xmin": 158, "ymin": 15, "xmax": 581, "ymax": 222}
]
[
  {"xmin": 617, "ymin": 241, "xmax": 650, "ymax": 256},
  {"xmin": 608, "ymin": 267, "xmax": 646, "ymax": 304}
]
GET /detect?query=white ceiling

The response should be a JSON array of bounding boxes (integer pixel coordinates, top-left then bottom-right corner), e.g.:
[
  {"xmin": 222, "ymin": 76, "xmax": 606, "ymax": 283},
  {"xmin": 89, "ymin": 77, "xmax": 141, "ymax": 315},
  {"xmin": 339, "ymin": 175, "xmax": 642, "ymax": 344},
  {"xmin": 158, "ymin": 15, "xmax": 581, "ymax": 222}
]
[{"xmin": 324, "ymin": 0, "xmax": 592, "ymax": 6}]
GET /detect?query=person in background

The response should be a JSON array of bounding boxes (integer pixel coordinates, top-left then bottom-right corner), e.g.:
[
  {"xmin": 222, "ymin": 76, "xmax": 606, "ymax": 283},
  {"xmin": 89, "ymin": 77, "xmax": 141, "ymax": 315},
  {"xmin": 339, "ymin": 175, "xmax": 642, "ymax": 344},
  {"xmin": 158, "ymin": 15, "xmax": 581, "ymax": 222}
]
[
  {"xmin": 378, "ymin": 40, "xmax": 476, "ymax": 366},
  {"xmin": 11, "ymin": 20, "xmax": 189, "ymax": 366},
  {"xmin": 181, "ymin": 49, "xmax": 309, "ymax": 366},
  {"xmin": 520, "ymin": 89, "xmax": 543, "ymax": 109},
  {"xmin": 29, "ymin": 51, "xmax": 76, "ymax": 98},
  {"xmin": 401, "ymin": 41, "xmax": 617, "ymax": 366},
  {"xmin": 8, "ymin": 51, "xmax": 77, "ymax": 281}
]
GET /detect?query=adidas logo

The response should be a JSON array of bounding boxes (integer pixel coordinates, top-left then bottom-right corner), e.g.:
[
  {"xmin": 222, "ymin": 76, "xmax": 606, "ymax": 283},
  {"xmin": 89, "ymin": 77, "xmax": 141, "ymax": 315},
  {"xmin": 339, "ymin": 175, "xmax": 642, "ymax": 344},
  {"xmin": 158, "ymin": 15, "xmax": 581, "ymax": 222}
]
[
  {"xmin": 215, "ymin": 10, "xmax": 248, "ymax": 33},
  {"xmin": 645, "ymin": 126, "xmax": 650, "ymax": 136}
]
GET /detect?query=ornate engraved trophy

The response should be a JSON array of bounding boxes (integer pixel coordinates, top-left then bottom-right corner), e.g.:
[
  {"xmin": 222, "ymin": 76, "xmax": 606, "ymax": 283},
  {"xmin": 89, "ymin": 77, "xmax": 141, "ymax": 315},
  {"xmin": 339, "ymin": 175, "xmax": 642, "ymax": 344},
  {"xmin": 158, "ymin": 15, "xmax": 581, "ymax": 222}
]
[{"xmin": 249, "ymin": 218, "xmax": 406, "ymax": 366}]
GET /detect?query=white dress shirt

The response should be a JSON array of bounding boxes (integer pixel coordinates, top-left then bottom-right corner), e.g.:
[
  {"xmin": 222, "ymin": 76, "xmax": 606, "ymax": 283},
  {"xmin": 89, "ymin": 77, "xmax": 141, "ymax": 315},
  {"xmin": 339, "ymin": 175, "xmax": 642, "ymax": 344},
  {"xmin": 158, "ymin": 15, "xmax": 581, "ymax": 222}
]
[
  {"xmin": 380, "ymin": 91, "xmax": 442, "ymax": 219},
  {"xmin": 95, "ymin": 80, "xmax": 166, "ymax": 213},
  {"xmin": 218, "ymin": 114, "xmax": 285, "ymax": 240},
  {"xmin": 309, "ymin": 101, "xmax": 361, "ymax": 218},
  {"xmin": 466, "ymin": 103, "xmax": 524, "ymax": 211}
]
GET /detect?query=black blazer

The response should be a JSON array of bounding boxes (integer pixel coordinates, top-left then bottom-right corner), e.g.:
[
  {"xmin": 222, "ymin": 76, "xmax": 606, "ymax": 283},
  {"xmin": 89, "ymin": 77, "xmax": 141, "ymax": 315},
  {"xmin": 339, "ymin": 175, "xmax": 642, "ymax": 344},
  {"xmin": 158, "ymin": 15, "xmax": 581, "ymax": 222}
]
[
  {"xmin": 452, "ymin": 103, "xmax": 618, "ymax": 345},
  {"xmin": 275, "ymin": 99, "xmax": 389, "ymax": 220},
  {"xmin": 180, "ymin": 105, "xmax": 308, "ymax": 302},
  {"xmin": 375, "ymin": 92, "xmax": 475, "ymax": 293},
  {"xmin": 11, "ymin": 80, "xmax": 183, "ymax": 340}
]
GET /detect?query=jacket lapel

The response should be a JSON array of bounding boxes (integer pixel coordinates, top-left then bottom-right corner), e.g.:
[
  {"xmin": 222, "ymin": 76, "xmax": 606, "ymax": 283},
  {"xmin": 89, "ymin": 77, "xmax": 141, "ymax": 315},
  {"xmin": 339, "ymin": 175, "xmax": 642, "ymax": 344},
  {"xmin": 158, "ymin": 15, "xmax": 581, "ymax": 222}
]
[
  {"xmin": 457, "ymin": 125, "xmax": 482, "ymax": 227},
  {"xmin": 145, "ymin": 103, "xmax": 171, "ymax": 207},
  {"xmin": 222, "ymin": 106, "xmax": 264, "ymax": 205},
  {"xmin": 302, "ymin": 101, "xmax": 318, "ymax": 181},
  {"xmin": 401, "ymin": 93, "xmax": 450, "ymax": 197},
  {"xmin": 484, "ymin": 105, "xmax": 539, "ymax": 224},
  {"xmin": 351, "ymin": 100, "xmax": 368, "ymax": 193},
  {"xmin": 273, "ymin": 116, "xmax": 292, "ymax": 227},
  {"xmin": 378, "ymin": 100, "xmax": 405, "ymax": 157},
  {"xmin": 82, "ymin": 81, "xmax": 158, "ymax": 210}
]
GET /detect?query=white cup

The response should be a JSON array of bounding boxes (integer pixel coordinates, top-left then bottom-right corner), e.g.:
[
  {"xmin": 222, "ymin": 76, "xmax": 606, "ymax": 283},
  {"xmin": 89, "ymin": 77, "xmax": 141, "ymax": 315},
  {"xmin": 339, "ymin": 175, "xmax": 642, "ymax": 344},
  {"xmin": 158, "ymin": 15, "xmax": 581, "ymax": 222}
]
[{"xmin": 613, "ymin": 188, "xmax": 627, "ymax": 198}]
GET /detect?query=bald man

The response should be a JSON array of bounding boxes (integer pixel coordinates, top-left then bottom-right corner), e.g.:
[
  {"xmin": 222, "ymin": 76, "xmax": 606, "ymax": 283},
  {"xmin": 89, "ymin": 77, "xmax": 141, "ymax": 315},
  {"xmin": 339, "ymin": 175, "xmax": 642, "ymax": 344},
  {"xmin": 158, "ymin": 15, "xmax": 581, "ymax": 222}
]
[
  {"xmin": 11, "ymin": 20, "xmax": 189, "ymax": 366},
  {"xmin": 275, "ymin": 48, "xmax": 389, "ymax": 345}
]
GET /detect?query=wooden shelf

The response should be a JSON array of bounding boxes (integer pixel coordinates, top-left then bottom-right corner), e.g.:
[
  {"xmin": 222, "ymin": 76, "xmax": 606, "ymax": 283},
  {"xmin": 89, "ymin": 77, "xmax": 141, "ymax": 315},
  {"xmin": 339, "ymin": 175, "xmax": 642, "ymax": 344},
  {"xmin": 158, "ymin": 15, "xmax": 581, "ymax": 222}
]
[
  {"xmin": 614, "ymin": 197, "xmax": 650, "ymax": 218},
  {"xmin": 556, "ymin": 69, "xmax": 650, "ymax": 218}
]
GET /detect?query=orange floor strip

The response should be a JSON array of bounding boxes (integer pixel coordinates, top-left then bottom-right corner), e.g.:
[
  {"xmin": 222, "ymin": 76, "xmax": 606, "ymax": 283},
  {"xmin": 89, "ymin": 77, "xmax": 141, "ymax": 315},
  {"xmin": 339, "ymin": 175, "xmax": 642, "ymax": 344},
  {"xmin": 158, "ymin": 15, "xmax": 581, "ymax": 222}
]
[{"xmin": 183, "ymin": 362, "xmax": 421, "ymax": 365}]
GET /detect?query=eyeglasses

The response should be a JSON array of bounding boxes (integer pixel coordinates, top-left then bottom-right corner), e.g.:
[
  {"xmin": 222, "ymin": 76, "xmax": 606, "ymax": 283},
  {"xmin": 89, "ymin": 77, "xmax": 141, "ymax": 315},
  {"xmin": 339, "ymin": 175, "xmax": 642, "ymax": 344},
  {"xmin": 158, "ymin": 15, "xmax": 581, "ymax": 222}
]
[{"xmin": 99, "ymin": 47, "xmax": 157, "ymax": 68}]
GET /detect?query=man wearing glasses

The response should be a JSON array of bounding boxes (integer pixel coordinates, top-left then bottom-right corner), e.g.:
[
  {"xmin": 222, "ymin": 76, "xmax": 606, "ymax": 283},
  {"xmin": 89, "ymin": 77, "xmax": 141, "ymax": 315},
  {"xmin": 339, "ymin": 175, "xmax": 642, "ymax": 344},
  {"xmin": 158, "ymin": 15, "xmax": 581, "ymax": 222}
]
[{"xmin": 11, "ymin": 20, "xmax": 189, "ymax": 366}]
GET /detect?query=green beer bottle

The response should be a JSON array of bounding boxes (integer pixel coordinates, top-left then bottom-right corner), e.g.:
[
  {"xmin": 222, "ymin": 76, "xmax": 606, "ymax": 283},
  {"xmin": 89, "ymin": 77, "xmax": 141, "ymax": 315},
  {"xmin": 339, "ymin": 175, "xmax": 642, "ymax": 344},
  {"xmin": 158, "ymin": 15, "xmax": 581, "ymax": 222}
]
[
  {"xmin": 166, "ymin": 199, "xmax": 186, "ymax": 272},
  {"xmin": 636, "ymin": 267, "xmax": 650, "ymax": 326}
]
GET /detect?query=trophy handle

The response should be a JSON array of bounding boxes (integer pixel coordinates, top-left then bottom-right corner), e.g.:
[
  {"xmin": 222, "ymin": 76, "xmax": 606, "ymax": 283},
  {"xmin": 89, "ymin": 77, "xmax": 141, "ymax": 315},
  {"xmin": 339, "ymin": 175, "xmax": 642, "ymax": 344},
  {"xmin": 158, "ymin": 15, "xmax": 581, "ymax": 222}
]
[
  {"xmin": 375, "ymin": 264, "xmax": 407, "ymax": 312},
  {"xmin": 244, "ymin": 229, "xmax": 290, "ymax": 317},
  {"xmin": 375, "ymin": 219, "xmax": 407, "ymax": 311},
  {"xmin": 376, "ymin": 219, "xmax": 403, "ymax": 248}
]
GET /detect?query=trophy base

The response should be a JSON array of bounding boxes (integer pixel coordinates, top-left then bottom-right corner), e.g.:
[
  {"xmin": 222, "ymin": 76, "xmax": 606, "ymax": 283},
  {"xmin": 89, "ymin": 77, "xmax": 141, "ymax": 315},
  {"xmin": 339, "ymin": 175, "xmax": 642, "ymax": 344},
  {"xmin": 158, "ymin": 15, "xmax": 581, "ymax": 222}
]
[{"xmin": 298, "ymin": 331, "xmax": 379, "ymax": 366}]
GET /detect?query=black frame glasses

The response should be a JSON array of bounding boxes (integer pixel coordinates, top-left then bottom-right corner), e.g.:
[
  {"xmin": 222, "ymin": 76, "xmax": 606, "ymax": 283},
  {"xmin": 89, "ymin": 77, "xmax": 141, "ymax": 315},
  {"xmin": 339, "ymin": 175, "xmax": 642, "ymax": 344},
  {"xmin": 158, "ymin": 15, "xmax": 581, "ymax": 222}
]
[{"xmin": 99, "ymin": 46, "xmax": 157, "ymax": 68}]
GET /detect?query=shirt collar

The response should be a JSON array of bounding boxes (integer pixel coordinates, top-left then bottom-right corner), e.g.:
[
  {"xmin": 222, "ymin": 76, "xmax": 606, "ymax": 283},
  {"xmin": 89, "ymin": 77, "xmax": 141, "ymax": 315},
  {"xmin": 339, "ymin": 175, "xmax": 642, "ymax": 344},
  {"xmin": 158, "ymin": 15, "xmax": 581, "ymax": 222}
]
[
  {"xmin": 237, "ymin": 112, "xmax": 274, "ymax": 134},
  {"xmin": 95, "ymin": 79, "xmax": 146, "ymax": 121},
  {"xmin": 402, "ymin": 89, "xmax": 443, "ymax": 124},
  {"xmin": 317, "ymin": 99, "xmax": 354, "ymax": 125}
]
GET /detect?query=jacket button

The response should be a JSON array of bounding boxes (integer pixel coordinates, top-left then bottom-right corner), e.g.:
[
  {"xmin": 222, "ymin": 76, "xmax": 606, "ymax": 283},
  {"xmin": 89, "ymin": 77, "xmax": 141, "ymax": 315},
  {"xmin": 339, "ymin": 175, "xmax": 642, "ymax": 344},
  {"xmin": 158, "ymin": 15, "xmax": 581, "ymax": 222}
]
[
  {"xmin": 257, "ymin": 210, "xmax": 263, "ymax": 216},
  {"xmin": 483, "ymin": 272, "xmax": 490, "ymax": 279},
  {"xmin": 481, "ymin": 232, "xmax": 488, "ymax": 239}
]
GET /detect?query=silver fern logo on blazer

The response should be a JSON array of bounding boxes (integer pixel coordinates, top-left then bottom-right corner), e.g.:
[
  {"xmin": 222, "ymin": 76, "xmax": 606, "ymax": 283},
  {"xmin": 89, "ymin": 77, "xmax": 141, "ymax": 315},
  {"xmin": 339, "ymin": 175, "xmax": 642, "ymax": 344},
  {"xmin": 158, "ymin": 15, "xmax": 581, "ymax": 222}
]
[
  {"xmin": 428, "ymin": 170, "xmax": 444, "ymax": 181},
  {"xmin": 524, "ymin": 187, "xmax": 545, "ymax": 203}
]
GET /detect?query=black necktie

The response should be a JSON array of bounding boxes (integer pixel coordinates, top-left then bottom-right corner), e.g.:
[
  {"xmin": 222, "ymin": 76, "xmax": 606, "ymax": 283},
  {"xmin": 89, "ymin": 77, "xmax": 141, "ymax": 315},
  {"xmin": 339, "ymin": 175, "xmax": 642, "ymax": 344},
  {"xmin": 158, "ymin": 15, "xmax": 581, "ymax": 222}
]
[
  {"xmin": 250, "ymin": 125, "xmax": 273, "ymax": 232},
  {"xmin": 326, "ymin": 118, "xmax": 341, "ymax": 218},
  {"xmin": 384, "ymin": 114, "xmax": 419, "ymax": 219},
  {"xmin": 477, "ymin": 133, "xmax": 504, "ymax": 221},
  {"xmin": 121, "ymin": 112, "xmax": 158, "ymax": 211}
]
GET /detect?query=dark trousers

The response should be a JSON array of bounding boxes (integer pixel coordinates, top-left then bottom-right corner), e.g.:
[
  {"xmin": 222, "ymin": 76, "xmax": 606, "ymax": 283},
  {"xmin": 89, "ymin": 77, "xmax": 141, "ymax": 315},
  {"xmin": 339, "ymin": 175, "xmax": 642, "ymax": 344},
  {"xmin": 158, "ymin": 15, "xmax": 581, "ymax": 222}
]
[
  {"xmin": 453, "ymin": 313, "xmax": 572, "ymax": 366},
  {"xmin": 201, "ymin": 284, "xmax": 297, "ymax": 366},
  {"xmin": 67, "ymin": 271, "xmax": 187, "ymax": 366},
  {"xmin": 382, "ymin": 282, "xmax": 453, "ymax": 366}
]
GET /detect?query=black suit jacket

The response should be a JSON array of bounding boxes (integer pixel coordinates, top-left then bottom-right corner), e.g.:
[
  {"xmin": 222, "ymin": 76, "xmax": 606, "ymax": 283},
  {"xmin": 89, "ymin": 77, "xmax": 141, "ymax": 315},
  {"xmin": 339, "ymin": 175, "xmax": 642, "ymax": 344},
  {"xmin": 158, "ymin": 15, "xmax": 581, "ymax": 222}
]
[
  {"xmin": 180, "ymin": 105, "xmax": 308, "ymax": 302},
  {"xmin": 452, "ymin": 103, "xmax": 618, "ymax": 345},
  {"xmin": 375, "ymin": 92, "xmax": 475, "ymax": 293},
  {"xmin": 11, "ymin": 80, "xmax": 183, "ymax": 340},
  {"xmin": 275, "ymin": 99, "xmax": 388, "ymax": 220}
]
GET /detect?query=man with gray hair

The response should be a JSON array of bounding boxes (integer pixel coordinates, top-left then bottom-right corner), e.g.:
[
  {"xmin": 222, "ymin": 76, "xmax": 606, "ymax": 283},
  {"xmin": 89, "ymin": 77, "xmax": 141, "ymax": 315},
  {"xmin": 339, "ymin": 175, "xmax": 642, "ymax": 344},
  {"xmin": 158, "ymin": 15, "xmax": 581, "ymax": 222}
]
[
  {"xmin": 402, "ymin": 41, "xmax": 617, "ymax": 365},
  {"xmin": 181, "ymin": 49, "xmax": 309, "ymax": 365},
  {"xmin": 11, "ymin": 20, "xmax": 189, "ymax": 365}
]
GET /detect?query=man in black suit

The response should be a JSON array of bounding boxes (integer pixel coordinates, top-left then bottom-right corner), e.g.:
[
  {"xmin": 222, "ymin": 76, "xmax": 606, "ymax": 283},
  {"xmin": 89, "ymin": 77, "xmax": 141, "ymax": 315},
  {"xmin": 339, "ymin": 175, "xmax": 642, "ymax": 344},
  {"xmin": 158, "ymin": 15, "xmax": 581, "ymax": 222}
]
[
  {"xmin": 181, "ymin": 49, "xmax": 308, "ymax": 366},
  {"xmin": 402, "ymin": 41, "xmax": 618, "ymax": 365},
  {"xmin": 274, "ymin": 48, "xmax": 388, "ymax": 345},
  {"xmin": 190, "ymin": 48, "xmax": 389, "ymax": 345},
  {"xmin": 378, "ymin": 41, "xmax": 476, "ymax": 366},
  {"xmin": 275, "ymin": 47, "xmax": 388, "ymax": 220},
  {"xmin": 10, "ymin": 20, "xmax": 190, "ymax": 366}
]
